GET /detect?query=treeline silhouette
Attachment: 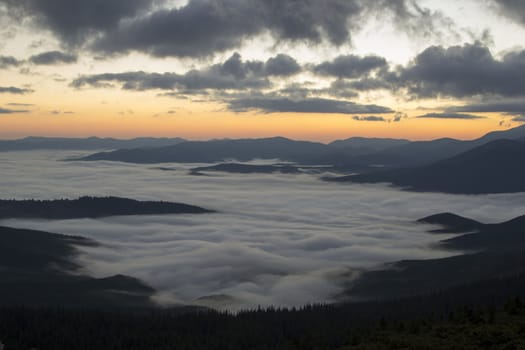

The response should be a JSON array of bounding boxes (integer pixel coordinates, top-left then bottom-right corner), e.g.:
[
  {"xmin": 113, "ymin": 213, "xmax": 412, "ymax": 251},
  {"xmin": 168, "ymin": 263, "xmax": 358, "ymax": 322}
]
[
  {"xmin": 1, "ymin": 273, "xmax": 525, "ymax": 350},
  {"xmin": 341, "ymin": 297, "xmax": 525, "ymax": 349},
  {"xmin": 0, "ymin": 196, "xmax": 212, "ymax": 220}
]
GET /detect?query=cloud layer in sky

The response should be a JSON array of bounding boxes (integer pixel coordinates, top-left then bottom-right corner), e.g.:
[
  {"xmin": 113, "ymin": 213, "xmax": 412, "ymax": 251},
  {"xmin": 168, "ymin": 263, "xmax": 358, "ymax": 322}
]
[
  {"xmin": 393, "ymin": 43, "xmax": 525, "ymax": 98},
  {"xmin": 2, "ymin": 0, "xmax": 525, "ymax": 137},
  {"xmin": 64, "ymin": 42, "xmax": 525, "ymax": 117},
  {"xmin": 2, "ymin": 0, "xmax": 457, "ymax": 58}
]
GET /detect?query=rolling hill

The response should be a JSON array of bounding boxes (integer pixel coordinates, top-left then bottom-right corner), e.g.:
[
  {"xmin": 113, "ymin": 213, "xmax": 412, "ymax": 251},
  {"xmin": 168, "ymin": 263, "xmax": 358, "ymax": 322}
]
[
  {"xmin": 0, "ymin": 196, "xmax": 213, "ymax": 219},
  {"xmin": 75, "ymin": 125, "xmax": 525, "ymax": 172},
  {"xmin": 0, "ymin": 225, "xmax": 155, "ymax": 308},
  {"xmin": 328, "ymin": 139, "xmax": 525, "ymax": 194},
  {"xmin": 76, "ymin": 137, "xmax": 336, "ymax": 164},
  {"xmin": 348, "ymin": 211, "xmax": 525, "ymax": 300}
]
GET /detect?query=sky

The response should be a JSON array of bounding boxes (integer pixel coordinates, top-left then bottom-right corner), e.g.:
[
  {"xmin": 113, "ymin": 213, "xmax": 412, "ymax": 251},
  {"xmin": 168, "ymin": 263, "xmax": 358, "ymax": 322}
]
[{"xmin": 0, "ymin": 0, "xmax": 525, "ymax": 142}]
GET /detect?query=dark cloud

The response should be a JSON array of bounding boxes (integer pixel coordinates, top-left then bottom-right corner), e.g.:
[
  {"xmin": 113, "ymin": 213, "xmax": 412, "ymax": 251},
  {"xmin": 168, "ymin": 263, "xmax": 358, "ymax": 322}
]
[
  {"xmin": 276, "ymin": 82, "xmax": 359, "ymax": 100},
  {"xmin": 326, "ymin": 79, "xmax": 390, "ymax": 98},
  {"xmin": 0, "ymin": 107, "xmax": 29, "ymax": 114},
  {"xmin": 416, "ymin": 112, "xmax": 485, "ymax": 120},
  {"xmin": 264, "ymin": 54, "xmax": 301, "ymax": 77},
  {"xmin": 2, "ymin": 0, "xmax": 456, "ymax": 58},
  {"xmin": 393, "ymin": 112, "xmax": 408, "ymax": 122},
  {"xmin": 29, "ymin": 50, "xmax": 77, "ymax": 65},
  {"xmin": 340, "ymin": 78, "xmax": 392, "ymax": 91},
  {"xmin": 447, "ymin": 100, "xmax": 525, "ymax": 114},
  {"xmin": 228, "ymin": 96, "xmax": 393, "ymax": 114},
  {"xmin": 71, "ymin": 53, "xmax": 299, "ymax": 92},
  {"xmin": 90, "ymin": 0, "xmax": 451, "ymax": 58},
  {"xmin": 0, "ymin": 55, "xmax": 23, "ymax": 69},
  {"xmin": 325, "ymin": 80, "xmax": 360, "ymax": 99},
  {"xmin": 2, "ymin": 0, "xmax": 157, "ymax": 46},
  {"xmin": 313, "ymin": 55, "xmax": 387, "ymax": 78},
  {"xmin": 395, "ymin": 43, "xmax": 525, "ymax": 98},
  {"xmin": 352, "ymin": 115, "xmax": 388, "ymax": 122},
  {"xmin": 0, "ymin": 86, "xmax": 33, "ymax": 94},
  {"xmin": 491, "ymin": 0, "xmax": 525, "ymax": 26},
  {"xmin": 92, "ymin": 0, "xmax": 363, "ymax": 57}
]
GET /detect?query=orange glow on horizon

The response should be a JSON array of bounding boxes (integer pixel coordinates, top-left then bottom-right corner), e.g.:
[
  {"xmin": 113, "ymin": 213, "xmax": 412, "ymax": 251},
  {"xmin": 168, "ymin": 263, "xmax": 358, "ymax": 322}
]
[
  {"xmin": 0, "ymin": 107, "xmax": 514, "ymax": 143},
  {"xmin": 0, "ymin": 80, "xmax": 516, "ymax": 143}
]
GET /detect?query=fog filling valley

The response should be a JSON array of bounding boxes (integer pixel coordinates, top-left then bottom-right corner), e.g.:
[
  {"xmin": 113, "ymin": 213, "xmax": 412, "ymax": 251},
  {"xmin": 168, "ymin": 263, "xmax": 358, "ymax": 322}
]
[{"xmin": 3, "ymin": 150, "xmax": 525, "ymax": 310}]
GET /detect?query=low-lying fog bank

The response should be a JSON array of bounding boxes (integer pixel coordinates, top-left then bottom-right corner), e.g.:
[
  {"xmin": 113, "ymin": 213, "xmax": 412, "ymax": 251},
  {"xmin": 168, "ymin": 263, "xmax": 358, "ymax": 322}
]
[{"xmin": 2, "ymin": 151, "xmax": 525, "ymax": 310}]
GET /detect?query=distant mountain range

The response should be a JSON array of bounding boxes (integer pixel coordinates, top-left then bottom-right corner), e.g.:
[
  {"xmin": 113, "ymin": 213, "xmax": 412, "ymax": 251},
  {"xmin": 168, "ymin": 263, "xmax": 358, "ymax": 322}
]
[
  {"xmin": 328, "ymin": 137, "xmax": 410, "ymax": 155},
  {"xmin": 76, "ymin": 137, "xmax": 336, "ymax": 164},
  {"xmin": 7, "ymin": 125, "xmax": 525, "ymax": 194},
  {"xmin": 0, "ymin": 136, "xmax": 186, "ymax": 151},
  {"xmin": 74, "ymin": 123, "xmax": 525, "ymax": 170}
]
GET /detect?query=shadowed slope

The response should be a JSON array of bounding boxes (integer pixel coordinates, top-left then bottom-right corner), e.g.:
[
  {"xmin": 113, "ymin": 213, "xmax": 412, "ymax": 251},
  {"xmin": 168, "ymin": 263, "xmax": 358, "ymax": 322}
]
[
  {"xmin": 0, "ymin": 196, "xmax": 213, "ymax": 219},
  {"xmin": 0, "ymin": 225, "xmax": 155, "ymax": 308},
  {"xmin": 328, "ymin": 139, "xmax": 525, "ymax": 194}
]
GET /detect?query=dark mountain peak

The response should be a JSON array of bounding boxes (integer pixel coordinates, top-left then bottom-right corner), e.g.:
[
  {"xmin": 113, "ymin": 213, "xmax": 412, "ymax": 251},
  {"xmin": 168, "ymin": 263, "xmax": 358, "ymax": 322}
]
[
  {"xmin": 418, "ymin": 212, "xmax": 482, "ymax": 233},
  {"xmin": 470, "ymin": 138, "xmax": 521, "ymax": 149},
  {"xmin": 433, "ymin": 138, "xmax": 524, "ymax": 167},
  {"xmin": 260, "ymin": 136, "xmax": 293, "ymax": 142},
  {"xmin": 334, "ymin": 137, "xmax": 525, "ymax": 194},
  {"xmin": 329, "ymin": 136, "xmax": 410, "ymax": 152},
  {"xmin": 480, "ymin": 124, "xmax": 525, "ymax": 142},
  {"xmin": 431, "ymin": 137, "xmax": 461, "ymax": 143}
]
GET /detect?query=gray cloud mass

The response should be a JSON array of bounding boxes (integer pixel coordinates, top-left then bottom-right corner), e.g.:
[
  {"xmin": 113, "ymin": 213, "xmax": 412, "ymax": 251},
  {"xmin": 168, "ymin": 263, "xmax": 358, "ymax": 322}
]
[
  {"xmin": 0, "ymin": 55, "xmax": 23, "ymax": 69},
  {"xmin": 92, "ymin": 0, "xmax": 365, "ymax": 57},
  {"xmin": 314, "ymin": 55, "xmax": 387, "ymax": 79},
  {"xmin": 228, "ymin": 97, "xmax": 393, "ymax": 115},
  {"xmin": 29, "ymin": 50, "xmax": 77, "ymax": 65},
  {"xmin": 416, "ymin": 112, "xmax": 486, "ymax": 120},
  {"xmin": 395, "ymin": 43, "xmax": 525, "ymax": 98},
  {"xmin": 0, "ymin": 107, "xmax": 29, "ymax": 114},
  {"xmin": 2, "ymin": 0, "xmax": 455, "ymax": 58},
  {"xmin": 448, "ymin": 100, "xmax": 525, "ymax": 114},
  {"xmin": 0, "ymin": 86, "xmax": 33, "ymax": 94},
  {"xmin": 352, "ymin": 116, "xmax": 388, "ymax": 122},
  {"xmin": 264, "ymin": 54, "xmax": 302, "ymax": 77},
  {"xmin": 2, "ymin": 0, "xmax": 157, "ymax": 46},
  {"xmin": 491, "ymin": 0, "xmax": 525, "ymax": 26},
  {"xmin": 71, "ymin": 53, "xmax": 302, "ymax": 92}
]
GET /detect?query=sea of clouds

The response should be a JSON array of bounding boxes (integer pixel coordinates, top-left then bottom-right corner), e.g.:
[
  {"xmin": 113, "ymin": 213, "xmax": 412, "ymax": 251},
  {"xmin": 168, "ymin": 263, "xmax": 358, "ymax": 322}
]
[{"xmin": 2, "ymin": 150, "xmax": 525, "ymax": 310}]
